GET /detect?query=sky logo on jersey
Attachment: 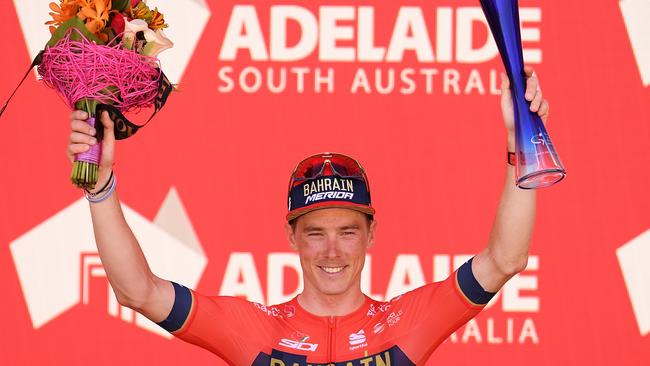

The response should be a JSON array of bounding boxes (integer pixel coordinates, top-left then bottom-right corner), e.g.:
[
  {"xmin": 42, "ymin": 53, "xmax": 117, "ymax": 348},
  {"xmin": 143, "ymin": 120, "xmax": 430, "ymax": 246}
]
[
  {"xmin": 617, "ymin": 228, "xmax": 650, "ymax": 336},
  {"xmin": 10, "ymin": 188, "xmax": 207, "ymax": 339},
  {"xmin": 620, "ymin": 0, "xmax": 650, "ymax": 87},
  {"xmin": 13, "ymin": 0, "xmax": 211, "ymax": 84}
]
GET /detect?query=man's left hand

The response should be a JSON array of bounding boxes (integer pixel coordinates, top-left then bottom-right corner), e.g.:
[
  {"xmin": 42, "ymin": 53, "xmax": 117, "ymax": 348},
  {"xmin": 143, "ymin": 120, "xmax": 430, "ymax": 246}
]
[{"xmin": 500, "ymin": 66, "xmax": 549, "ymax": 144}]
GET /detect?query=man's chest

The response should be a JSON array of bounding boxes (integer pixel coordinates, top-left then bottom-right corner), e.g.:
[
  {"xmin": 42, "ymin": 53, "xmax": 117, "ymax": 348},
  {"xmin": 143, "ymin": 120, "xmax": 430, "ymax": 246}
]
[{"xmin": 242, "ymin": 311, "xmax": 420, "ymax": 365}]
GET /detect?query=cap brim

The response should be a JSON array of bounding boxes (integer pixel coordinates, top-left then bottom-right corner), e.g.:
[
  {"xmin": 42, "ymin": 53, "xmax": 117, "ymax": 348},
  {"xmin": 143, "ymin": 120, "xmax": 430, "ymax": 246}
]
[{"xmin": 286, "ymin": 201, "xmax": 375, "ymax": 221}]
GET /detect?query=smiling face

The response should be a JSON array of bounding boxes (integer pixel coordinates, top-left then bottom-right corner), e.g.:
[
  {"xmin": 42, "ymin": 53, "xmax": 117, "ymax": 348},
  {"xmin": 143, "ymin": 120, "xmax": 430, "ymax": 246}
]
[{"xmin": 286, "ymin": 208, "xmax": 376, "ymax": 298}]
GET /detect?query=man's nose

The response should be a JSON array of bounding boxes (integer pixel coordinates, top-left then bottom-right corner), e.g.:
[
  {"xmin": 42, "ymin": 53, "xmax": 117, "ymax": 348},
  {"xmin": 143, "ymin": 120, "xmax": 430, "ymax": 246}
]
[{"xmin": 324, "ymin": 234, "xmax": 340, "ymax": 258}]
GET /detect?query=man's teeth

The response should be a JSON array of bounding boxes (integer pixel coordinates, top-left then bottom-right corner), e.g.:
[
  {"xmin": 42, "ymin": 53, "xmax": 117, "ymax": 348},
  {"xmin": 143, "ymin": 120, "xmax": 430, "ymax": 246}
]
[{"xmin": 321, "ymin": 266, "xmax": 345, "ymax": 274}]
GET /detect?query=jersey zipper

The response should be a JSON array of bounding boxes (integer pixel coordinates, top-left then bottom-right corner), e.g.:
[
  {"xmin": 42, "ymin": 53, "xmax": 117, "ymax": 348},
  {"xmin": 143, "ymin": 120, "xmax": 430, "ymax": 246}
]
[{"xmin": 328, "ymin": 316, "xmax": 336, "ymax": 363}]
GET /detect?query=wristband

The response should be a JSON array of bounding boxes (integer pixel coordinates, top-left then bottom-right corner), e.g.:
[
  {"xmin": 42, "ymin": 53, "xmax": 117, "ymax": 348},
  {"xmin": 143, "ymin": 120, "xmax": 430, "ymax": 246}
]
[
  {"xmin": 85, "ymin": 173, "xmax": 116, "ymax": 203},
  {"xmin": 85, "ymin": 170, "xmax": 113, "ymax": 197}
]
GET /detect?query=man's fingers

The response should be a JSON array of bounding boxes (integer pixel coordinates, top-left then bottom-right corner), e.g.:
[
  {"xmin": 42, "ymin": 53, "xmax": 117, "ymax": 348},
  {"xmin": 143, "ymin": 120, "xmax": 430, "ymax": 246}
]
[
  {"xmin": 100, "ymin": 111, "xmax": 114, "ymax": 129},
  {"xmin": 68, "ymin": 143, "xmax": 90, "ymax": 155},
  {"xmin": 69, "ymin": 131, "xmax": 97, "ymax": 145},
  {"xmin": 530, "ymin": 89, "xmax": 543, "ymax": 112},
  {"xmin": 525, "ymin": 75, "xmax": 539, "ymax": 101},
  {"xmin": 70, "ymin": 119, "xmax": 97, "ymax": 136},
  {"xmin": 100, "ymin": 111, "xmax": 115, "ymax": 141},
  {"xmin": 500, "ymin": 72, "xmax": 511, "ymax": 95},
  {"xmin": 66, "ymin": 143, "xmax": 90, "ymax": 163},
  {"xmin": 538, "ymin": 100, "xmax": 549, "ymax": 118},
  {"xmin": 69, "ymin": 110, "xmax": 88, "ymax": 121},
  {"xmin": 523, "ymin": 65, "xmax": 535, "ymax": 77}
]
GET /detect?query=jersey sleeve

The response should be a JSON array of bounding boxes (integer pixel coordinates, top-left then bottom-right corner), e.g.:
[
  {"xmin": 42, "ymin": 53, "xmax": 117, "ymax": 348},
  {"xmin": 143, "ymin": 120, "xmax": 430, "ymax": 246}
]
[
  {"xmin": 155, "ymin": 282, "xmax": 264, "ymax": 364},
  {"xmin": 387, "ymin": 257, "xmax": 495, "ymax": 362}
]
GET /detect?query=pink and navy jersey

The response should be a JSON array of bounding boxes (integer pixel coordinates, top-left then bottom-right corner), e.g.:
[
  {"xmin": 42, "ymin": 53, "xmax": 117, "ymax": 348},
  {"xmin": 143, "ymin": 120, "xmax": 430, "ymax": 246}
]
[{"xmin": 157, "ymin": 258, "xmax": 493, "ymax": 365}]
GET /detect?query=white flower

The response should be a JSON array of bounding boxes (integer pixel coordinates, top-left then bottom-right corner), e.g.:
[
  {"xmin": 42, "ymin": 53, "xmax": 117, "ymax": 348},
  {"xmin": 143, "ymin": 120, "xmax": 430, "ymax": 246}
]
[
  {"xmin": 122, "ymin": 19, "xmax": 149, "ymax": 50},
  {"xmin": 142, "ymin": 28, "xmax": 173, "ymax": 58}
]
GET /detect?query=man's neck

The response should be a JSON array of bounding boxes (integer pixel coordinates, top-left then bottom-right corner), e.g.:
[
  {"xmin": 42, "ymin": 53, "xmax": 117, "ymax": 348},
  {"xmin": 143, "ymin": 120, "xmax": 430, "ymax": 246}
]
[{"xmin": 297, "ymin": 286, "xmax": 366, "ymax": 317}]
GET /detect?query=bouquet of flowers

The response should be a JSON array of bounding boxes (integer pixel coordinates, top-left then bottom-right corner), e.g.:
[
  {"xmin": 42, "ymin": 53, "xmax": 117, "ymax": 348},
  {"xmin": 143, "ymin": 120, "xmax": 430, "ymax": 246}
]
[{"xmin": 1, "ymin": 0, "xmax": 174, "ymax": 189}]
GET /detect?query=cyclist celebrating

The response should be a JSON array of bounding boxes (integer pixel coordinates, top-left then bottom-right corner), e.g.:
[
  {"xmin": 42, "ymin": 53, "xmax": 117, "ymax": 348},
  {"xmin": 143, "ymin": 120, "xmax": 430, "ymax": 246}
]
[{"xmin": 66, "ymin": 68, "xmax": 548, "ymax": 365}]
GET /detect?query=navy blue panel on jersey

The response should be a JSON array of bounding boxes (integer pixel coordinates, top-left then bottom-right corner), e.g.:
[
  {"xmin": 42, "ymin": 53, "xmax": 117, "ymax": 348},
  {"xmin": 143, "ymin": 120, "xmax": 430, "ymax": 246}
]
[
  {"xmin": 457, "ymin": 257, "xmax": 497, "ymax": 305},
  {"xmin": 157, "ymin": 282, "xmax": 192, "ymax": 332}
]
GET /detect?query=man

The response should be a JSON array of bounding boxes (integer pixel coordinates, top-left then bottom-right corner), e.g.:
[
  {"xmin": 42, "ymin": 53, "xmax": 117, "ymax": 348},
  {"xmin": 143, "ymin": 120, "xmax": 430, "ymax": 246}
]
[{"xmin": 66, "ymin": 67, "xmax": 548, "ymax": 365}]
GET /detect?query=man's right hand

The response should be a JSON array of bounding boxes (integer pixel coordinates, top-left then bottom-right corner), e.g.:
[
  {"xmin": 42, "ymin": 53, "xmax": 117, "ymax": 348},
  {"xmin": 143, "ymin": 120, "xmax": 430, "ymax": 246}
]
[{"xmin": 67, "ymin": 110, "xmax": 116, "ymax": 193}]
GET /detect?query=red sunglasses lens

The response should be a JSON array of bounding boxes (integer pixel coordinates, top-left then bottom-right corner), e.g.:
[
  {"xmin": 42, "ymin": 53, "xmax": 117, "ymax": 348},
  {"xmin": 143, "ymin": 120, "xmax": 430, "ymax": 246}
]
[{"xmin": 294, "ymin": 155, "xmax": 363, "ymax": 180}]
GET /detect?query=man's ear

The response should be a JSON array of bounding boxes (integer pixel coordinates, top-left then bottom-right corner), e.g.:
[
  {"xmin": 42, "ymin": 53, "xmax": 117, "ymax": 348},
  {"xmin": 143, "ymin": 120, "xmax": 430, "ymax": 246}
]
[
  {"xmin": 367, "ymin": 219, "xmax": 377, "ymax": 249},
  {"xmin": 285, "ymin": 222, "xmax": 298, "ymax": 251}
]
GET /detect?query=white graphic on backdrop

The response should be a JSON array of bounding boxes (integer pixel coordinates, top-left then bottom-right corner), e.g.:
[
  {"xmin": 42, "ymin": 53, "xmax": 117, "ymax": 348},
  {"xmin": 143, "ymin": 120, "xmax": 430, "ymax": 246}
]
[
  {"xmin": 617, "ymin": 229, "xmax": 650, "ymax": 336},
  {"xmin": 620, "ymin": 0, "xmax": 650, "ymax": 86},
  {"xmin": 13, "ymin": 0, "xmax": 211, "ymax": 84},
  {"xmin": 10, "ymin": 188, "xmax": 207, "ymax": 339},
  {"xmin": 216, "ymin": 5, "xmax": 543, "ymax": 95}
]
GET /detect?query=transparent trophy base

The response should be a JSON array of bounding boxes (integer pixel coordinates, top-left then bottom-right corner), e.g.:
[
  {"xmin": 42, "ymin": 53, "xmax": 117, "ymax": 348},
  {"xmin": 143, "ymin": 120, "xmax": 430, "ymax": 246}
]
[{"xmin": 517, "ymin": 169, "xmax": 566, "ymax": 189}]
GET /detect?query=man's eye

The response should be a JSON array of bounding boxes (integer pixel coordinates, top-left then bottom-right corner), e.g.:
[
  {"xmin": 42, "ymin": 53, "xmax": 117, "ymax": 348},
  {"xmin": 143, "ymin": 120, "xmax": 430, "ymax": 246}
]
[
  {"xmin": 308, "ymin": 233, "xmax": 323, "ymax": 237},
  {"xmin": 342, "ymin": 231, "xmax": 355, "ymax": 236}
]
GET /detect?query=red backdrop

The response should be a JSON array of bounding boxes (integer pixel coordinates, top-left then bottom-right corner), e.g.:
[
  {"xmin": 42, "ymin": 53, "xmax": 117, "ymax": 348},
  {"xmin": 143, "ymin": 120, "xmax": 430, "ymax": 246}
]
[{"xmin": 1, "ymin": 0, "xmax": 649, "ymax": 365}]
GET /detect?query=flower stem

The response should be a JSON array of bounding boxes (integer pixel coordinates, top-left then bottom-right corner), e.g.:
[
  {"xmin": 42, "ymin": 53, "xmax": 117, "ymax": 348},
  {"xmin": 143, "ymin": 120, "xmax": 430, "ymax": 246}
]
[{"xmin": 70, "ymin": 98, "xmax": 101, "ymax": 190}]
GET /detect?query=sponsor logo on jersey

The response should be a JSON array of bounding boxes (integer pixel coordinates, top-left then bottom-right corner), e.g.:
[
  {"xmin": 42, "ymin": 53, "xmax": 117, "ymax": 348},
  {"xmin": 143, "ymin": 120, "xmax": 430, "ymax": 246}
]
[
  {"xmin": 284, "ymin": 304, "xmax": 296, "ymax": 318},
  {"xmin": 278, "ymin": 338, "xmax": 319, "ymax": 352},
  {"xmin": 348, "ymin": 329, "xmax": 368, "ymax": 350},
  {"xmin": 254, "ymin": 345, "xmax": 415, "ymax": 365},
  {"xmin": 366, "ymin": 302, "xmax": 393, "ymax": 317},
  {"xmin": 254, "ymin": 302, "xmax": 283, "ymax": 317},
  {"xmin": 387, "ymin": 310, "xmax": 404, "ymax": 327},
  {"xmin": 373, "ymin": 322, "xmax": 386, "ymax": 334}
]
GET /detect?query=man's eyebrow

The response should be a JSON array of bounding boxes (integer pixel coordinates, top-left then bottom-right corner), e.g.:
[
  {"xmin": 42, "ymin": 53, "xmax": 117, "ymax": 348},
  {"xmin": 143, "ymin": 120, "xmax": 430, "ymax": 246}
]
[
  {"xmin": 303, "ymin": 225, "xmax": 324, "ymax": 232},
  {"xmin": 339, "ymin": 224, "xmax": 360, "ymax": 231}
]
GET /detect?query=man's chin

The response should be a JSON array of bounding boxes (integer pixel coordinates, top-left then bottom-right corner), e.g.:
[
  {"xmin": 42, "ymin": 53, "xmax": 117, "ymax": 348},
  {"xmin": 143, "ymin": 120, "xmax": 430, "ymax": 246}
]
[{"xmin": 314, "ymin": 280, "xmax": 351, "ymax": 296}]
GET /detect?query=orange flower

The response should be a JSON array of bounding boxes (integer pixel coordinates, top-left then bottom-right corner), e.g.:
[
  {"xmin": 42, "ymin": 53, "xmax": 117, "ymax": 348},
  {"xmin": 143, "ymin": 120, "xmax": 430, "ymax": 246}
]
[
  {"xmin": 77, "ymin": 0, "xmax": 112, "ymax": 41},
  {"xmin": 46, "ymin": 0, "xmax": 81, "ymax": 34},
  {"xmin": 148, "ymin": 7, "xmax": 167, "ymax": 30},
  {"xmin": 128, "ymin": 2, "xmax": 167, "ymax": 30},
  {"xmin": 128, "ymin": 2, "xmax": 149, "ymax": 20}
]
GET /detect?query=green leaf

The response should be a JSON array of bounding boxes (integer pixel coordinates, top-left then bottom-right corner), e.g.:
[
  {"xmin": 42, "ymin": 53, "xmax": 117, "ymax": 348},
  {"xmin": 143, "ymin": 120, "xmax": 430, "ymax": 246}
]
[
  {"xmin": 46, "ymin": 17, "xmax": 104, "ymax": 47},
  {"xmin": 74, "ymin": 98, "xmax": 99, "ymax": 115},
  {"xmin": 112, "ymin": 0, "xmax": 130, "ymax": 12}
]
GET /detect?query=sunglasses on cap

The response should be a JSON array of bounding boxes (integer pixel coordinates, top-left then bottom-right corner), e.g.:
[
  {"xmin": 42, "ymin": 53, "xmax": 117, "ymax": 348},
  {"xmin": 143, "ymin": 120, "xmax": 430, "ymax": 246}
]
[
  {"xmin": 288, "ymin": 152, "xmax": 369, "ymax": 191},
  {"xmin": 286, "ymin": 152, "xmax": 375, "ymax": 221}
]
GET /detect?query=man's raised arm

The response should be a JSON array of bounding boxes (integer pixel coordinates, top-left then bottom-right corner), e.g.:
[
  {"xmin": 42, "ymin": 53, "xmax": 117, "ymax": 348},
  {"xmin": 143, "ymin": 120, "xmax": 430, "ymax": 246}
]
[
  {"xmin": 67, "ymin": 110, "xmax": 174, "ymax": 322},
  {"xmin": 472, "ymin": 66, "xmax": 549, "ymax": 292}
]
